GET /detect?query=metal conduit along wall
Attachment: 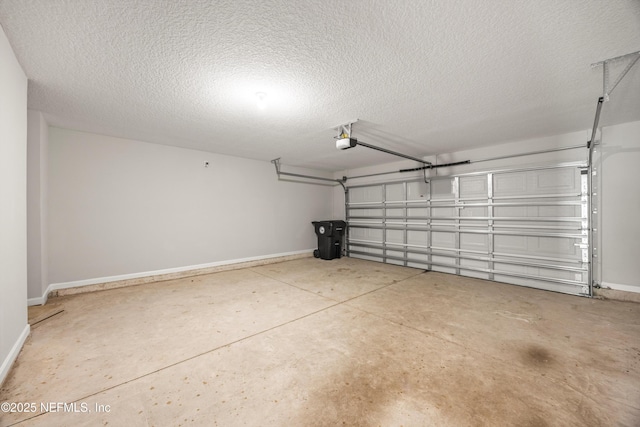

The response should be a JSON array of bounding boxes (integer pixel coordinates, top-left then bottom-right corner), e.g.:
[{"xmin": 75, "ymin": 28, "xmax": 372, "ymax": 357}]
[{"xmin": 345, "ymin": 161, "xmax": 591, "ymax": 296}]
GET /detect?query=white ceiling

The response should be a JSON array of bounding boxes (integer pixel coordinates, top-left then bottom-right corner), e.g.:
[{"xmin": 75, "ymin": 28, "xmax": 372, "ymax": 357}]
[{"xmin": 1, "ymin": 1, "xmax": 639, "ymax": 171}]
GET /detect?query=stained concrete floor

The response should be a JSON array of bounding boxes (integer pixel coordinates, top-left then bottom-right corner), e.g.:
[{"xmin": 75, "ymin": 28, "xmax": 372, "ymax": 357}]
[{"xmin": 1, "ymin": 257, "xmax": 639, "ymax": 427}]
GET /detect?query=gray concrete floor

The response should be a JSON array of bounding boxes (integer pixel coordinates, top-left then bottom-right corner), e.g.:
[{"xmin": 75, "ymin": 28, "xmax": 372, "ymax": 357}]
[{"xmin": 1, "ymin": 257, "xmax": 639, "ymax": 426}]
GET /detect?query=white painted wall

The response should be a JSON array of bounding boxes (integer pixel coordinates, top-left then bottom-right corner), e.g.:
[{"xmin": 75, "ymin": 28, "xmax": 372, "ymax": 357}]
[
  {"xmin": 600, "ymin": 120, "xmax": 640, "ymax": 291},
  {"xmin": 333, "ymin": 122, "xmax": 640, "ymax": 293},
  {"xmin": 47, "ymin": 127, "xmax": 333, "ymax": 286},
  {"xmin": 0, "ymin": 25, "xmax": 29, "ymax": 385},
  {"xmin": 27, "ymin": 110, "xmax": 49, "ymax": 301}
]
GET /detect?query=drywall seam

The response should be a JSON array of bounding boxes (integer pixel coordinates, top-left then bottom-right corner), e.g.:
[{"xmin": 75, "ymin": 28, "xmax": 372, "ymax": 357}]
[
  {"xmin": 28, "ymin": 249, "xmax": 314, "ymax": 305},
  {"xmin": 0, "ymin": 324, "xmax": 30, "ymax": 387}
]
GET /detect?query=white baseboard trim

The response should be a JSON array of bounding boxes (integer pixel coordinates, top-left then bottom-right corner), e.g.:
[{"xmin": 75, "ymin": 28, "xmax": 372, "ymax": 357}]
[
  {"xmin": 29, "ymin": 249, "xmax": 313, "ymax": 306},
  {"xmin": 0, "ymin": 324, "xmax": 30, "ymax": 387},
  {"xmin": 27, "ymin": 294, "xmax": 47, "ymax": 307},
  {"xmin": 600, "ymin": 281, "xmax": 640, "ymax": 294}
]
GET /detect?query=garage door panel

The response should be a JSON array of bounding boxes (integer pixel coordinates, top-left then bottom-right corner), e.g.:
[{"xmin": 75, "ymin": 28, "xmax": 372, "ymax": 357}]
[
  {"xmin": 535, "ymin": 168, "xmax": 579, "ymax": 192},
  {"xmin": 494, "ymin": 235, "xmax": 581, "ymax": 259},
  {"xmin": 347, "ymin": 164, "xmax": 590, "ymax": 296},
  {"xmin": 460, "ymin": 270, "xmax": 491, "ymax": 280},
  {"xmin": 350, "ymin": 186, "xmax": 383, "ymax": 203},
  {"xmin": 494, "ymin": 205, "xmax": 580, "ymax": 218},
  {"xmin": 407, "ymin": 207, "xmax": 428, "ymax": 217},
  {"xmin": 431, "ymin": 220, "xmax": 456, "ymax": 227},
  {"xmin": 407, "ymin": 230, "xmax": 427, "ymax": 246},
  {"xmin": 460, "ymin": 206, "xmax": 488, "ymax": 217},
  {"xmin": 431, "ymin": 253, "xmax": 457, "ymax": 274},
  {"xmin": 353, "ymin": 253, "xmax": 384, "ymax": 262},
  {"xmin": 460, "ymin": 258, "xmax": 490, "ymax": 275},
  {"xmin": 494, "ymin": 235, "xmax": 527, "ymax": 253},
  {"xmin": 407, "ymin": 220, "xmax": 428, "ymax": 228},
  {"xmin": 386, "ymin": 183, "xmax": 405, "ymax": 201},
  {"xmin": 493, "ymin": 275, "xmax": 579, "ymax": 294},
  {"xmin": 493, "ymin": 206, "xmax": 527, "ymax": 217},
  {"xmin": 493, "ymin": 225, "xmax": 572, "ymax": 232},
  {"xmin": 407, "ymin": 181, "xmax": 429, "ymax": 200},
  {"xmin": 495, "ymin": 205, "xmax": 580, "ymax": 220},
  {"xmin": 407, "ymin": 253, "xmax": 429, "ymax": 264},
  {"xmin": 386, "ymin": 249, "xmax": 405, "ymax": 259},
  {"xmin": 494, "ymin": 262, "xmax": 582, "ymax": 281},
  {"xmin": 460, "ymin": 176, "xmax": 487, "ymax": 198},
  {"xmin": 494, "ymin": 172, "xmax": 527, "ymax": 196},
  {"xmin": 494, "ymin": 169, "xmax": 580, "ymax": 197},
  {"xmin": 432, "ymin": 231, "xmax": 455, "ymax": 248},
  {"xmin": 432, "ymin": 255, "xmax": 456, "ymax": 265},
  {"xmin": 356, "ymin": 208, "xmax": 383, "ymax": 218},
  {"xmin": 461, "ymin": 222, "xmax": 489, "ymax": 229},
  {"xmin": 432, "ymin": 266, "xmax": 457, "ymax": 274},
  {"xmin": 386, "ymin": 229, "xmax": 404, "ymax": 244},
  {"xmin": 432, "ymin": 207, "xmax": 455, "ymax": 217},
  {"xmin": 537, "ymin": 205, "xmax": 581, "ymax": 217},
  {"xmin": 460, "ymin": 233, "xmax": 488, "ymax": 251},
  {"xmin": 367, "ymin": 229, "xmax": 384, "ymax": 242},
  {"xmin": 431, "ymin": 179, "xmax": 454, "ymax": 198},
  {"xmin": 407, "ymin": 261, "xmax": 431, "ymax": 269},
  {"xmin": 349, "ymin": 228, "xmax": 366, "ymax": 240},
  {"xmin": 350, "ymin": 227, "xmax": 383, "ymax": 242},
  {"xmin": 386, "ymin": 208, "xmax": 404, "ymax": 218},
  {"xmin": 536, "ymin": 236, "xmax": 581, "ymax": 257}
]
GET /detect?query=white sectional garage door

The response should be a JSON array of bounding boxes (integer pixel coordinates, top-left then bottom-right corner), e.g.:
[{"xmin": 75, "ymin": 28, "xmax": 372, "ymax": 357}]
[{"xmin": 346, "ymin": 163, "xmax": 591, "ymax": 296}]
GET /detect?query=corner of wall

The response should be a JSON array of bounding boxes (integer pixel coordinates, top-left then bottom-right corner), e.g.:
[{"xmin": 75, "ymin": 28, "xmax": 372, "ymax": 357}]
[
  {"xmin": 26, "ymin": 110, "xmax": 50, "ymax": 301},
  {"xmin": 599, "ymin": 120, "xmax": 640, "ymax": 289},
  {"xmin": 0, "ymin": 23, "xmax": 29, "ymax": 390}
]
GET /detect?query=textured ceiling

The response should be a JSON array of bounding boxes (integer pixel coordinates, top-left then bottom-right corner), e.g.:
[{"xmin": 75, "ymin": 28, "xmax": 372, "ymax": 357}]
[{"xmin": 1, "ymin": 0, "xmax": 639, "ymax": 171}]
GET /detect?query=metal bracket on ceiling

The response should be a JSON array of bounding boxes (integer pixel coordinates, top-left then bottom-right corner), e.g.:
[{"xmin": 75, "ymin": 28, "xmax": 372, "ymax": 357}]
[
  {"xmin": 333, "ymin": 120, "xmax": 358, "ymax": 139},
  {"xmin": 591, "ymin": 50, "xmax": 640, "ymax": 102}
]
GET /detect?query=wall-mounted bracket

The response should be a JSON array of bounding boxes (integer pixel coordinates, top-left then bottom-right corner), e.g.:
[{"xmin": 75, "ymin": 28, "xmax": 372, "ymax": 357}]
[
  {"xmin": 333, "ymin": 120, "xmax": 358, "ymax": 139},
  {"xmin": 591, "ymin": 50, "xmax": 640, "ymax": 102}
]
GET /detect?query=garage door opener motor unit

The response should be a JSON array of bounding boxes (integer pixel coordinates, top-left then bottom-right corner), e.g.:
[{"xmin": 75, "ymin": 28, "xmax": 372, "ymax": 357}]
[{"xmin": 312, "ymin": 220, "xmax": 346, "ymax": 260}]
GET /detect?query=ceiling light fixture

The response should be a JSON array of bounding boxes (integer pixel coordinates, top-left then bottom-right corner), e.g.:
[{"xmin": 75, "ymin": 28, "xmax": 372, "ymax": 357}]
[{"xmin": 255, "ymin": 92, "xmax": 267, "ymax": 109}]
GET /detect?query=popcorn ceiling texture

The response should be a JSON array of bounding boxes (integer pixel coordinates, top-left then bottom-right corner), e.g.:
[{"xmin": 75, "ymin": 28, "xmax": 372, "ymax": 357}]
[{"xmin": 0, "ymin": 0, "xmax": 639, "ymax": 171}]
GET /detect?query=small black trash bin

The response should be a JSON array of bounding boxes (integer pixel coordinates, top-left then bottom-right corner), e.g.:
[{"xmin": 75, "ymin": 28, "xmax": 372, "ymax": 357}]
[{"xmin": 312, "ymin": 220, "xmax": 347, "ymax": 260}]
